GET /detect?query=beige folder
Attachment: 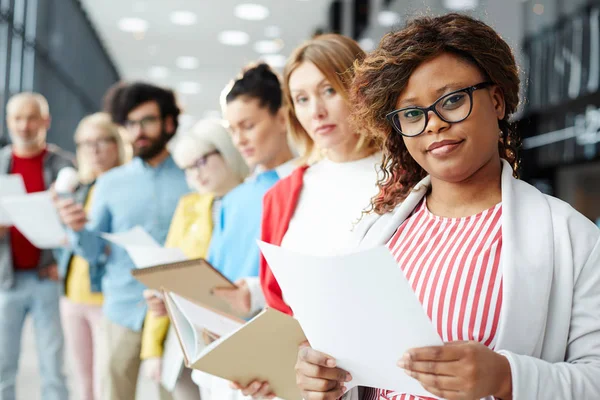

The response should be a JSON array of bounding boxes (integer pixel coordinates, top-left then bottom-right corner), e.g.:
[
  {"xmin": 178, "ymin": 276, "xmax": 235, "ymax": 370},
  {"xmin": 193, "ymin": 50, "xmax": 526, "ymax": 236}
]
[
  {"xmin": 166, "ymin": 298, "xmax": 306, "ymax": 400},
  {"xmin": 131, "ymin": 258, "xmax": 236, "ymax": 314}
]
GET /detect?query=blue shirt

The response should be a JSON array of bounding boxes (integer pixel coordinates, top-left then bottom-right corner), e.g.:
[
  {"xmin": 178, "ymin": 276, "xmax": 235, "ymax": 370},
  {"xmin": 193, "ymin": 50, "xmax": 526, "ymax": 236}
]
[
  {"xmin": 69, "ymin": 156, "xmax": 189, "ymax": 331},
  {"xmin": 207, "ymin": 169, "xmax": 281, "ymax": 282}
]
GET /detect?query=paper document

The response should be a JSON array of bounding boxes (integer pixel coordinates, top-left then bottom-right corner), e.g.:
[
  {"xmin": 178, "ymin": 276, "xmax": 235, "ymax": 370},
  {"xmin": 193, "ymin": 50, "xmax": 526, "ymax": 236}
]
[
  {"xmin": 160, "ymin": 326, "xmax": 184, "ymax": 392},
  {"xmin": 0, "ymin": 192, "xmax": 67, "ymax": 248},
  {"xmin": 164, "ymin": 296, "xmax": 305, "ymax": 400},
  {"xmin": 101, "ymin": 227, "xmax": 187, "ymax": 268},
  {"xmin": 164, "ymin": 292, "xmax": 244, "ymax": 364},
  {"xmin": 258, "ymin": 242, "xmax": 443, "ymax": 398},
  {"xmin": 0, "ymin": 175, "xmax": 26, "ymax": 225}
]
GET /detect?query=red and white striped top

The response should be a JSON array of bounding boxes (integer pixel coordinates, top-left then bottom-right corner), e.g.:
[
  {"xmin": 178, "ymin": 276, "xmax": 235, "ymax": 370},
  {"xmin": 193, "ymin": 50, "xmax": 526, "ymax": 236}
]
[{"xmin": 368, "ymin": 199, "xmax": 504, "ymax": 400}]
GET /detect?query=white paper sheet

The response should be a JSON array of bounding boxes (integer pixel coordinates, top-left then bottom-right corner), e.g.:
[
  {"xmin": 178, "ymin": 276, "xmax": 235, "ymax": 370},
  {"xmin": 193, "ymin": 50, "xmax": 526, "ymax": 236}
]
[
  {"xmin": 125, "ymin": 245, "xmax": 188, "ymax": 269},
  {"xmin": 0, "ymin": 192, "xmax": 67, "ymax": 248},
  {"xmin": 160, "ymin": 326, "xmax": 185, "ymax": 392},
  {"xmin": 101, "ymin": 227, "xmax": 188, "ymax": 268},
  {"xmin": 170, "ymin": 292, "xmax": 243, "ymax": 338},
  {"xmin": 101, "ymin": 226, "xmax": 160, "ymax": 248},
  {"xmin": 0, "ymin": 175, "xmax": 26, "ymax": 225},
  {"xmin": 258, "ymin": 242, "xmax": 443, "ymax": 398}
]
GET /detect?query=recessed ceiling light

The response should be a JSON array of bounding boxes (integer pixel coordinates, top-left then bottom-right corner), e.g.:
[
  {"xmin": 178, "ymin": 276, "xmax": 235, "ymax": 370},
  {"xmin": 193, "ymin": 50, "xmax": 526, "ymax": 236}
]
[
  {"xmin": 148, "ymin": 66, "xmax": 169, "ymax": 80},
  {"xmin": 234, "ymin": 4, "xmax": 270, "ymax": 21},
  {"xmin": 261, "ymin": 54, "xmax": 287, "ymax": 69},
  {"xmin": 170, "ymin": 10, "xmax": 197, "ymax": 26},
  {"xmin": 264, "ymin": 25, "xmax": 281, "ymax": 38},
  {"xmin": 443, "ymin": 0, "xmax": 478, "ymax": 10},
  {"xmin": 254, "ymin": 39, "xmax": 284, "ymax": 54},
  {"xmin": 533, "ymin": 3, "xmax": 544, "ymax": 14},
  {"xmin": 358, "ymin": 37, "xmax": 375, "ymax": 51},
  {"xmin": 178, "ymin": 81, "xmax": 201, "ymax": 95},
  {"xmin": 218, "ymin": 30, "xmax": 250, "ymax": 46},
  {"xmin": 118, "ymin": 17, "xmax": 148, "ymax": 33},
  {"xmin": 377, "ymin": 11, "xmax": 400, "ymax": 27},
  {"xmin": 176, "ymin": 56, "xmax": 200, "ymax": 70}
]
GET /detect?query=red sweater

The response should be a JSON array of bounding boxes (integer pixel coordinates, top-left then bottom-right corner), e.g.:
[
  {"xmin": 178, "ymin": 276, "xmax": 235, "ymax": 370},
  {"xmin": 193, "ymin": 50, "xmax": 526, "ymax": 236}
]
[
  {"xmin": 259, "ymin": 165, "xmax": 309, "ymax": 316},
  {"xmin": 10, "ymin": 149, "xmax": 46, "ymax": 270}
]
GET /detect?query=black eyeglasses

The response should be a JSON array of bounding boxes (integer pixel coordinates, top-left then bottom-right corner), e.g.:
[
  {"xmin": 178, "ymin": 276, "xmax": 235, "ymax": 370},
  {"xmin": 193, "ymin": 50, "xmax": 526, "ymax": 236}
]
[
  {"xmin": 186, "ymin": 150, "xmax": 220, "ymax": 171},
  {"xmin": 124, "ymin": 115, "xmax": 161, "ymax": 131},
  {"xmin": 386, "ymin": 82, "xmax": 493, "ymax": 137}
]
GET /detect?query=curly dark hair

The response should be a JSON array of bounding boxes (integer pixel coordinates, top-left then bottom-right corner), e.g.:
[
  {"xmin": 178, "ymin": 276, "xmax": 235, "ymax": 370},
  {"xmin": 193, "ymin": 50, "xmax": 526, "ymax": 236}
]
[{"xmin": 350, "ymin": 13, "xmax": 521, "ymax": 215}]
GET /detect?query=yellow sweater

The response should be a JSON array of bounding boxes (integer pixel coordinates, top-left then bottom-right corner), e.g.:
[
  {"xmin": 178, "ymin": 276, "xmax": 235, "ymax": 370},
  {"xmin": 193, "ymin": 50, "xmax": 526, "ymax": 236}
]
[
  {"xmin": 65, "ymin": 186, "xmax": 103, "ymax": 306},
  {"xmin": 140, "ymin": 192, "xmax": 215, "ymax": 359}
]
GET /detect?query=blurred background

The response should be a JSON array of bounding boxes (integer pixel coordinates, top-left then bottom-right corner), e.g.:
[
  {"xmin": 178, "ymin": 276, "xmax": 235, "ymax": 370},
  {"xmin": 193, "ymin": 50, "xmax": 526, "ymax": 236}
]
[{"xmin": 0, "ymin": 0, "xmax": 599, "ymax": 397}]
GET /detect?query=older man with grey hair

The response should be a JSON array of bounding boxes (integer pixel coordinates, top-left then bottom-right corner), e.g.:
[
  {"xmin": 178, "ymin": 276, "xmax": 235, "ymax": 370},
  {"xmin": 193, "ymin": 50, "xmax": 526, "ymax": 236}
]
[{"xmin": 0, "ymin": 92, "xmax": 73, "ymax": 400}]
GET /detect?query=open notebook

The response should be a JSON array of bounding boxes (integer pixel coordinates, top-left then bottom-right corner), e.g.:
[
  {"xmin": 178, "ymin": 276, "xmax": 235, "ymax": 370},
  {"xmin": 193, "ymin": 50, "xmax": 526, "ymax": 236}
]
[
  {"xmin": 131, "ymin": 258, "xmax": 236, "ymax": 314},
  {"xmin": 164, "ymin": 293, "xmax": 306, "ymax": 400}
]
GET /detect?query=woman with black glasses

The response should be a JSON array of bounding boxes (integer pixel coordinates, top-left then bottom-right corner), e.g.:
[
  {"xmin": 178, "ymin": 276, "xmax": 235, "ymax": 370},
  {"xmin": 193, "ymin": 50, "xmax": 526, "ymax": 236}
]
[{"xmin": 293, "ymin": 13, "xmax": 600, "ymax": 400}]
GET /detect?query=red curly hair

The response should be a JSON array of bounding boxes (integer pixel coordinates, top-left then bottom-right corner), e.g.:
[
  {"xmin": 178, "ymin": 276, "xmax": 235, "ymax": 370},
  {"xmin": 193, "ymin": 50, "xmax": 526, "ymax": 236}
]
[{"xmin": 350, "ymin": 13, "xmax": 521, "ymax": 215}]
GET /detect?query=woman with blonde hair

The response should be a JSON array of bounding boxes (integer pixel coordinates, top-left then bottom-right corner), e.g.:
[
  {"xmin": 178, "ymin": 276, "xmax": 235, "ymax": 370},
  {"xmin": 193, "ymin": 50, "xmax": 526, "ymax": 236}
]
[
  {"xmin": 58, "ymin": 112, "xmax": 129, "ymax": 400},
  {"xmin": 142, "ymin": 119, "xmax": 249, "ymax": 400},
  {"xmin": 237, "ymin": 33, "xmax": 382, "ymax": 398}
]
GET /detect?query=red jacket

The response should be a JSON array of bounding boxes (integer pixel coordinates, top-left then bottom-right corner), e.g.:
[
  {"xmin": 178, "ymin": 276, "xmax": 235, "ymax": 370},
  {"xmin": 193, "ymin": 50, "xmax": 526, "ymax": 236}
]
[{"xmin": 259, "ymin": 165, "xmax": 309, "ymax": 316}]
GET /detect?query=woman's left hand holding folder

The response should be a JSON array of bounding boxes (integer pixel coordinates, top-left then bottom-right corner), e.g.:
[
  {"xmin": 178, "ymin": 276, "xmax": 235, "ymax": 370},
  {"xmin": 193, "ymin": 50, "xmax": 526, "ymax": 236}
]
[
  {"xmin": 230, "ymin": 380, "xmax": 275, "ymax": 399},
  {"xmin": 212, "ymin": 279, "xmax": 252, "ymax": 316}
]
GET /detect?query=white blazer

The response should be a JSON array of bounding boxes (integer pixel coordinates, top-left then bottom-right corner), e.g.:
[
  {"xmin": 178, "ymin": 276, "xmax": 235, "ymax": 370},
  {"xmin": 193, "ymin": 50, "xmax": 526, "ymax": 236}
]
[{"xmin": 344, "ymin": 159, "xmax": 600, "ymax": 400}]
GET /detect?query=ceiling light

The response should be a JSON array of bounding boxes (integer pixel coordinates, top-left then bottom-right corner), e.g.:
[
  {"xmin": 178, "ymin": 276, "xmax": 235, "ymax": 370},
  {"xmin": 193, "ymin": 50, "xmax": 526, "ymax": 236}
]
[
  {"xmin": 254, "ymin": 39, "xmax": 284, "ymax": 54},
  {"xmin": 533, "ymin": 4, "xmax": 544, "ymax": 14},
  {"xmin": 264, "ymin": 25, "xmax": 281, "ymax": 38},
  {"xmin": 218, "ymin": 30, "xmax": 250, "ymax": 46},
  {"xmin": 442, "ymin": 0, "xmax": 478, "ymax": 10},
  {"xmin": 261, "ymin": 54, "xmax": 287, "ymax": 69},
  {"xmin": 377, "ymin": 11, "xmax": 400, "ymax": 27},
  {"xmin": 178, "ymin": 81, "xmax": 201, "ymax": 95},
  {"xmin": 148, "ymin": 66, "xmax": 169, "ymax": 80},
  {"xmin": 234, "ymin": 4, "xmax": 270, "ymax": 21},
  {"xmin": 358, "ymin": 37, "xmax": 375, "ymax": 51},
  {"xmin": 118, "ymin": 17, "xmax": 148, "ymax": 33},
  {"xmin": 176, "ymin": 56, "xmax": 200, "ymax": 70},
  {"xmin": 170, "ymin": 10, "xmax": 197, "ymax": 26}
]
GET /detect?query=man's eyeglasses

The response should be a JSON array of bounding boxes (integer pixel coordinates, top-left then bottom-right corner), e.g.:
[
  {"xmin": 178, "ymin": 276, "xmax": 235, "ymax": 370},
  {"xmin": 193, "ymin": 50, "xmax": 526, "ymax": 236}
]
[
  {"xmin": 185, "ymin": 150, "xmax": 220, "ymax": 171},
  {"xmin": 124, "ymin": 115, "xmax": 161, "ymax": 131},
  {"xmin": 386, "ymin": 82, "xmax": 493, "ymax": 137}
]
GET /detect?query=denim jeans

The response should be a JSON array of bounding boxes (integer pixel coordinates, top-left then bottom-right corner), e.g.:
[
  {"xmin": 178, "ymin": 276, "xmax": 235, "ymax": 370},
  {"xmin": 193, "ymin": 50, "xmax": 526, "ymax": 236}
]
[{"xmin": 0, "ymin": 271, "xmax": 68, "ymax": 400}]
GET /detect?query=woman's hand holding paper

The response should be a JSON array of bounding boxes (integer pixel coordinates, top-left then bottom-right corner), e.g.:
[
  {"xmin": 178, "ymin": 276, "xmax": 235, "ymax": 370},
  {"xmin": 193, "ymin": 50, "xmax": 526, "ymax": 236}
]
[
  {"xmin": 399, "ymin": 341, "xmax": 513, "ymax": 400},
  {"xmin": 295, "ymin": 342, "xmax": 351, "ymax": 400}
]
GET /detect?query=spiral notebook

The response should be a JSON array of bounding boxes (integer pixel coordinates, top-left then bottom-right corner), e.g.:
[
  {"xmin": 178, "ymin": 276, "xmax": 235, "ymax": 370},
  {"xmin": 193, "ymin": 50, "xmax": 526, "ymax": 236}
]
[{"xmin": 131, "ymin": 258, "xmax": 236, "ymax": 314}]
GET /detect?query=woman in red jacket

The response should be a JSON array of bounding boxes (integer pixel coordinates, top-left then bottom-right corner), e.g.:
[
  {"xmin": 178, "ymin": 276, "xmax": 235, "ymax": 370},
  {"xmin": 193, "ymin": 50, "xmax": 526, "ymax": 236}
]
[{"xmin": 235, "ymin": 34, "xmax": 382, "ymax": 398}]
